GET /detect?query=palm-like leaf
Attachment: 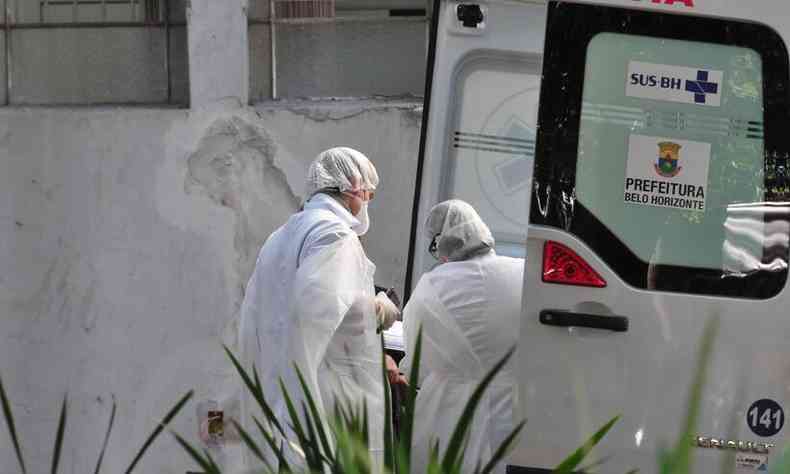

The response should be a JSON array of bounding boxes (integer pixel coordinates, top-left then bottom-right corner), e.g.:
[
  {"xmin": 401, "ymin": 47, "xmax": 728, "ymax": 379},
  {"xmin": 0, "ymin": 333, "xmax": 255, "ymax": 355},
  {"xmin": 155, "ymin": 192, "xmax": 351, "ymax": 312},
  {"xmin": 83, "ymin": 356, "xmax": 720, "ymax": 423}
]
[
  {"xmin": 660, "ymin": 316, "xmax": 719, "ymax": 474},
  {"xmin": 93, "ymin": 397, "xmax": 117, "ymax": 474},
  {"xmin": 398, "ymin": 327, "xmax": 423, "ymax": 474},
  {"xmin": 381, "ymin": 333, "xmax": 395, "ymax": 472},
  {"xmin": 125, "ymin": 390, "xmax": 193, "ymax": 473},
  {"xmin": 553, "ymin": 415, "xmax": 619, "ymax": 474},
  {"xmin": 231, "ymin": 418, "xmax": 274, "ymax": 472},
  {"xmin": 171, "ymin": 430, "xmax": 222, "ymax": 474},
  {"xmin": 174, "ymin": 337, "xmax": 628, "ymax": 474},
  {"xmin": 295, "ymin": 364, "xmax": 334, "ymax": 463},
  {"xmin": 0, "ymin": 374, "xmax": 27, "ymax": 474},
  {"xmin": 769, "ymin": 445, "xmax": 790, "ymax": 474},
  {"xmin": 224, "ymin": 345, "xmax": 285, "ymax": 437},
  {"xmin": 50, "ymin": 395, "xmax": 68, "ymax": 474},
  {"xmin": 440, "ymin": 347, "xmax": 516, "ymax": 472},
  {"xmin": 477, "ymin": 420, "xmax": 525, "ymax": 474}
]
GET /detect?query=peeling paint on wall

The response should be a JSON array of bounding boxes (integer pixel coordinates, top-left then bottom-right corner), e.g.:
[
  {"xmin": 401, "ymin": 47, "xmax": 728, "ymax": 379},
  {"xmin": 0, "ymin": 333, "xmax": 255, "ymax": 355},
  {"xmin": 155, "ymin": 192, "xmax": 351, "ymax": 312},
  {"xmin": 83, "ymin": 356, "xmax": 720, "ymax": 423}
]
[{"xmin": 185, "ymin": 116, "xmax": 300, "ymax": 297}]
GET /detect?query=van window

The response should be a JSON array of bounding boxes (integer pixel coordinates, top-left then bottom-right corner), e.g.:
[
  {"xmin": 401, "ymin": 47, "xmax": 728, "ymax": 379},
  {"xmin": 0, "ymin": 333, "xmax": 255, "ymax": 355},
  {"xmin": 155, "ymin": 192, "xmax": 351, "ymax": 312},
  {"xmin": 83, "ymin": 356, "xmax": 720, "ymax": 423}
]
[
  {"xmin": 445, "ymin": 54, "xmax": 541, "ymax": 258},
  {"xmin": 531, "ymin": 2, "xmax": 790, "ymax": 298},
  {"xmin": 577, "ymin": 33, "xmax": 768, "ymax": 273}
]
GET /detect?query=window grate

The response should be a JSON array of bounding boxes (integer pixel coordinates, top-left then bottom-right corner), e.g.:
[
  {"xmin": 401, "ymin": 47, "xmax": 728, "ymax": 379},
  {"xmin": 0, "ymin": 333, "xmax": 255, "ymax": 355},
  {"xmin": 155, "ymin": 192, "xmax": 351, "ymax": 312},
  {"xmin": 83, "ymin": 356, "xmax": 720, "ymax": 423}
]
[
  {"xmin": 36, "ymin": 0, "xmax": 168, "ymax": 23},
  {"xmin": 1, "ymin": 0, "xmax": 188, "ymax": 106},
  {"xmin": 274, "ymin": 0, "xmax": 335, "ymax": 19}
]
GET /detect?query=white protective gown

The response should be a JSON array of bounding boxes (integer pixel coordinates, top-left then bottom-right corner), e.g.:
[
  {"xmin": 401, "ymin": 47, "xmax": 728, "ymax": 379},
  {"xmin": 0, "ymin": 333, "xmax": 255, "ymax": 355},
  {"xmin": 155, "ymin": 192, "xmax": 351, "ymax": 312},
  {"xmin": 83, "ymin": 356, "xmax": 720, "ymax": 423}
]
[
  {"xmin": 239, "ymin": 193, "xmax": 384, "ymax": 470},
  {"xmin": 402, "ymin": 251, "xmax": 523, "ymax": 474}
]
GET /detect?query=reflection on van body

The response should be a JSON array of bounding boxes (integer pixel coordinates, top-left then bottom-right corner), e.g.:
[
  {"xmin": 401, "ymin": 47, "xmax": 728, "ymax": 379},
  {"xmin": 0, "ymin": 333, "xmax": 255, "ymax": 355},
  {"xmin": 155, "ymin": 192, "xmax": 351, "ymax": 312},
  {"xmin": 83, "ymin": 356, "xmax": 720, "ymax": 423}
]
[{"xmin": 723, "ymin": 202, "xmax": 790, "ymax": 275}]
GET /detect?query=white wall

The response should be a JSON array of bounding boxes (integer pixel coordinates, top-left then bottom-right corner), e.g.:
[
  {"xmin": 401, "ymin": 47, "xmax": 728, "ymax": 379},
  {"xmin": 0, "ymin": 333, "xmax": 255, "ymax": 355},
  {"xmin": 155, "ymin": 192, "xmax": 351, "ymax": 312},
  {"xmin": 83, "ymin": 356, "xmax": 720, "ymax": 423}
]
[
  {"xmin": 0, "ymin": 0, "xmax": 425, "ymax": 471},
  {"xmin": 250, "ymin": 18, "xmax": 427, "ymax": 100},
  {"xmin": 247, "ymin": 0, "xmax": 429, "ymax": 102},
  {"xmin": 188, "ymin": 0, "xmax": 249, "ymax": 108},
  {"xmin": 2, "ymin": 1, "xmax": 190, "ymax": 106},
  {"xmin": 0, "ymin": 99, "xmax": 421, "ymax": 473},
  {"xmin": 11, "ymin": 28, "xmax": 171, "ymax": 105}
]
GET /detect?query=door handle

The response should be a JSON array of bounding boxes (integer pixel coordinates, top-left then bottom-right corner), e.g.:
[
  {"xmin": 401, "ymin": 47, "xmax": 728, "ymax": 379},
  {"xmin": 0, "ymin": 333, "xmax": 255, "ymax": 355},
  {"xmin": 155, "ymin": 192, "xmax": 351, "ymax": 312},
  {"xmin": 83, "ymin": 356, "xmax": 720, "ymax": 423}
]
[{"xmin": 539, "ymin": 309, "xmax": 629, "ymax": 332}]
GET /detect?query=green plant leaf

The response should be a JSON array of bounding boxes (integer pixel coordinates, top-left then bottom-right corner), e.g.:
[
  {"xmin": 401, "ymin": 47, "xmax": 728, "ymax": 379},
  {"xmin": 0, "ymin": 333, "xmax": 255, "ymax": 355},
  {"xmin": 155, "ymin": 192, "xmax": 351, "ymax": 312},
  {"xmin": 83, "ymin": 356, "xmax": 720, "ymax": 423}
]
[
  {"xmin": 769, "ymin": 444, "xmax": 790, "ymax": 474},
  {"xmin": 381, "ymin": 333, "xmax": 395, "ymax": 473},
  {"xmin": 478, "ymin": 419, "xmax": 526, "ymax": 474},
  {"xmin": 301, "ymin": 401, "xmax": 325, "ymax": 468},
  {"xmin": 553, "ymin": 415, "xmax": 620, "ymax": 474},
  {"xmin": 254, "ymin": 415, "xmax": 292, "ymax": 473},
  {"xmin": 294, "ymin": 363, "xmax": 334, "ymax": 463},
  {"xmin": 661, "ymin": 315, "xmax": 719, "ymax": 474},
  {"xmin": 277, "ymin": 440, "xmax": 292, "ymax": 473},
  {"xmin": 93, "ymin": 395, "xmax": 117, "ymax": 474},
  {"xmin": 336, "ymin": 399, "xmax": 354, "ymax": 435},
  {"xmin": 398, "ymin": 326, "xmax": 423, "ymax": 474},
  {"xmin": 331, "ymin": 414, "xmax": 371, "ymax": 474},
  {"xmin": 576, "ymin": 454, "xmax": 614, "ymax": 473},
  {"xmin": 427, "ymin": 440, "xmax": 442, "ymax": 474},
  {"xmin": 278, "ymin": 377, "xmax": 312, "ymax": 466},
  {"xmin": 51, "ymin": 394, "xmax": 68, "ymax": 474},
  {"xmin": 204, "ymin": 447, "xmax": 223, "ymax": 474},
  {"xmin": 224, "ymin": 345, "xmax": 285, "ymax": 437},
  {"xmin": 171, "ymin": 431, "xmax": 222, "ymax": 474},
  {"xmin": 125, "ymin": 390, "xmax": 193, "ymax": 473},
  {"xmin": 362, "ymin": 401, "xmax": 370, "ymax": 447},
  {"xmin": 441, "ymin": 346, "xmax": 516, "ymax": 473},
  {"xmin": 454, "ymin": 434, "xmax": 473, "ymax": 474},
  {"xmin": 231, "ymin": 418, "xmax": 274, "ymax": 472},
  {"xmin": 252, "ymin": 363, "xmax": 263, "ymax": 394},
  {"xmin": 0, "ymin": 374, "xmax": 27, "ymax": 474},
  {"xmin": 333, "ymin": 425, "xmax": 354, "ymax": 474}
]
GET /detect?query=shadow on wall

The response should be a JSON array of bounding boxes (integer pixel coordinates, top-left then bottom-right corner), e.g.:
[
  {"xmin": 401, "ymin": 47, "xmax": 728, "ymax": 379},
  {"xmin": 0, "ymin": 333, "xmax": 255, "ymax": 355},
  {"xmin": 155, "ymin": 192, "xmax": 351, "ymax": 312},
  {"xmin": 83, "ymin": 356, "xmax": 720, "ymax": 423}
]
[{"xmin": 185, "ymin": 116, "xmax": 301, "ymax": 301}]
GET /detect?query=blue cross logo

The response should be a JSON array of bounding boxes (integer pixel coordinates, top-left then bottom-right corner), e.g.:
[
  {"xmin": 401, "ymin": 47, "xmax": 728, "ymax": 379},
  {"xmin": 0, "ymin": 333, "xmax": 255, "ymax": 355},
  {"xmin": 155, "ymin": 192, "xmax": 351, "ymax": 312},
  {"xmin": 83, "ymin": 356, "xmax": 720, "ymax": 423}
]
[{"xmin": 685, "ymin": 70, "xmax": 718, "ymax": 104}]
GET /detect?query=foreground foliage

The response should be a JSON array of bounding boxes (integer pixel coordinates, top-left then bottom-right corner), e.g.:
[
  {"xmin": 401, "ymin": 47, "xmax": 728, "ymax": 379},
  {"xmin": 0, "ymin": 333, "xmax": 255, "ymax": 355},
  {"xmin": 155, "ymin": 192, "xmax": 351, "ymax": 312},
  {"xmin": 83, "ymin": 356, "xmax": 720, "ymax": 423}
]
[
  {"xmin": 10, "ymin": 318, "xmax": 785, "ymax": 474},
  {"xmin": 0, "ymin": 374, "xmax": 192, "ymax": 474},
  {"xmin": 173, "ymin": 328, "xmax": 617, "ymax": 473}
]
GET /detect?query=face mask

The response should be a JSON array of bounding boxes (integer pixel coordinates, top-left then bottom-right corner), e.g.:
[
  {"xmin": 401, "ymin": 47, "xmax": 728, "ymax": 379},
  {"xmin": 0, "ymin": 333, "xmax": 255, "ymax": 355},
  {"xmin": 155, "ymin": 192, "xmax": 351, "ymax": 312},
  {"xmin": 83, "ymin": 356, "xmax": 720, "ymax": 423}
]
[{"xmin": 352, "ymin": 201, "xmax": 370, "ymax": 236}]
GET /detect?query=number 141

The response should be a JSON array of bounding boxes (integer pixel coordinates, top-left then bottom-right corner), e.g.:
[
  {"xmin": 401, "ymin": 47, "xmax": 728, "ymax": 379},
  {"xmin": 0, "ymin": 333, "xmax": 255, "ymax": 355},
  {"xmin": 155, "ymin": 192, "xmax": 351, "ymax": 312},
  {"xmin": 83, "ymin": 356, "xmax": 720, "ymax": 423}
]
[{"xmin": 750, "ymin": 406, "xmax": 782, "ymax": 430}]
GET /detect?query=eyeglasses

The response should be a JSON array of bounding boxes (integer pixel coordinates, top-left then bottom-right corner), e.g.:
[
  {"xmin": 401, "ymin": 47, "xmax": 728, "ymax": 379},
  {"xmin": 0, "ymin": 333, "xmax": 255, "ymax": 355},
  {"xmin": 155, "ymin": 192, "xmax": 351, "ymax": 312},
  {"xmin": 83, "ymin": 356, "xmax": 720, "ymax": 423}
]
[
  {"xmin": 359, "ymin": 189, "xmax": 375, "ymax": 202},
  {"xmin": 337, "ymin": 188, "xmax": 374, "ymax": 202},
  {"xmin": 429, "ymin": 234, "xmax": 441, "ymax": 260}
]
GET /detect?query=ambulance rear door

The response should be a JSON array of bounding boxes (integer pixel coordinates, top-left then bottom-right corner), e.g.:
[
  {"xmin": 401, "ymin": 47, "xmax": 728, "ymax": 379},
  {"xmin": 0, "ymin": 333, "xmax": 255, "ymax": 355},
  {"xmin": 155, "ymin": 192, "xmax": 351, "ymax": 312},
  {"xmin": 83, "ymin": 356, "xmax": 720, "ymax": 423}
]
[
  {"xmin": 405, "ymin": 0, "xmax": 546, "ymax": 295},
  {"xmin": 511, "ymin": 2, "xmax": 790, "ymax": 473}
]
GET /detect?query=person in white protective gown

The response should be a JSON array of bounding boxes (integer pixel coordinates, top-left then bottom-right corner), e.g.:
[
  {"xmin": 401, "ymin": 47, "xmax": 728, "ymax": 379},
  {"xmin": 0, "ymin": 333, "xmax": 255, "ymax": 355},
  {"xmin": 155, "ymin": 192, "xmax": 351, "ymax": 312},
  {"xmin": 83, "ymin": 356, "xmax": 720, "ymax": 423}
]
[
  {"xmin": 401, "ymin": 200, "xmax": 524, "ymax": 474},
  {"xmin": 238, "ymin": 147, "xmax": 400, "ymax": 472}
]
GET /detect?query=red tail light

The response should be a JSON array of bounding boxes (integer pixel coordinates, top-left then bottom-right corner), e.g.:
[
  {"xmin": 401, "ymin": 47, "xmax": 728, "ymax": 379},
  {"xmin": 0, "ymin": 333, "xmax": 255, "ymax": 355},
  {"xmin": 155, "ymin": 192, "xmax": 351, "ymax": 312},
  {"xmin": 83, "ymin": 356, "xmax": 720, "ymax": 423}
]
[{"xmin": 542, "ymin": 241, "xmax": 606, "ymax": 288}]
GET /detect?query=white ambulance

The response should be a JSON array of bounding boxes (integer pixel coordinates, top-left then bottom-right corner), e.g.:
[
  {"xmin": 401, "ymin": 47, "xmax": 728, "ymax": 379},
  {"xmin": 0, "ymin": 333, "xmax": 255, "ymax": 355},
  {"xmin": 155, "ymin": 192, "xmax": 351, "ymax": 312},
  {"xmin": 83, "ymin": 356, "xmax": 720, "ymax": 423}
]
[{"xmin": 405, "ymin": 0, "xmax": 790, "ymax": 472}]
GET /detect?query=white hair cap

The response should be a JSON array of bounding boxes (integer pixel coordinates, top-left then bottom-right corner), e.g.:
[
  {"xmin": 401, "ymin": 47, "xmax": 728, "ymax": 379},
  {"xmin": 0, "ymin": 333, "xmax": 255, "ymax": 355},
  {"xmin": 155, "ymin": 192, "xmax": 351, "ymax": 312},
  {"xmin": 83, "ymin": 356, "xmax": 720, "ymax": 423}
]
[
  {"xmin": 305, "ymin": 147, "xmax": 379, "ymax": 198},
  {"xmin": 425, "ymin": 199, "xmax": 494, "ymax": 262}
]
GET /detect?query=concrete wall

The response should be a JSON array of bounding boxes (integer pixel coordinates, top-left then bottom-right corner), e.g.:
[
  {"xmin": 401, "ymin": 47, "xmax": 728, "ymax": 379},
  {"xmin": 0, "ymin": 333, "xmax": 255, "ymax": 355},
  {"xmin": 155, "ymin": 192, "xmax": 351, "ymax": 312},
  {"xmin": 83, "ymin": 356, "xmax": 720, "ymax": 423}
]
[
  {"xmin": 247, "ymin": 0, "xmax": 429, "ymax": 102},
  {"xmin": 248, "ymin": 0, "xmax": 428, "ymax": 20},
  {"xmin": 249, "ymin": 18, "xmax": 427, "ymax": 101},
  {"xmin": 0, "ymin": 0, "xmax": 426, "ymax": 472},
  {"xmin": 2, "ymin": 1, "xmax": 190, "ymax": 106},
  {"xmin": 10, "ymin": 28, "xmax": 177, "ymax": 105},
  {"xmin": 0, "ymin": 100, "xmax": 421, "ymax": 473},
  {"xmin": 0, "ymin": 1, "xmax": 427, "ymax": 105},
  {"xmin": 275, "ymin": 19, "xmax": 426, "ymax": 99},
  {"xmin": 188, "ymin": 0, "xmax": 249, "ymax": 108}
]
